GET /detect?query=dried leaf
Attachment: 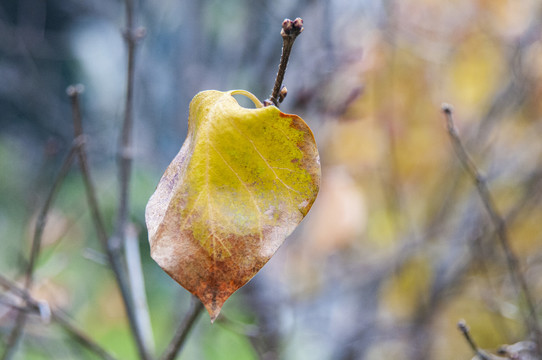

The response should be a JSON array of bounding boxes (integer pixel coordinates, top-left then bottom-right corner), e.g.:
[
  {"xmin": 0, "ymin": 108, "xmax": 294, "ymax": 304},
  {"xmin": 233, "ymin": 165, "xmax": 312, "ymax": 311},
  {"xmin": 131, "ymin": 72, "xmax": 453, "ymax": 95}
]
[{"xmin": 146, "ymin": 90, "xmax": 320, "ymax": 321}]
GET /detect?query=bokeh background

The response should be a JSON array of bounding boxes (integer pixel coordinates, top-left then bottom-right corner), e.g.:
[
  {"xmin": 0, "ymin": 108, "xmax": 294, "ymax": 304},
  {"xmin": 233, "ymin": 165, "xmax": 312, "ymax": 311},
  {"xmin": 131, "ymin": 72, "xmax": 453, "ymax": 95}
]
[{"xmin": 2, "ymin": 0, "xmax": 542, "ymax": 359}]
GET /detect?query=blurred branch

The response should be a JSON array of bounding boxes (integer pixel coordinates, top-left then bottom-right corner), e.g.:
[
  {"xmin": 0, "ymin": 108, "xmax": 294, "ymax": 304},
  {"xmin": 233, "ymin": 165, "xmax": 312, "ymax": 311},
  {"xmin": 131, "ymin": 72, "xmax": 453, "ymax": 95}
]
[
  {"xmin": 67, "ymin": 85, "xmax": 150, "ymax": 360},
  {"xmin": 504, "ymin": 169, "xmax": 542, "ymax": 226},
  {"xmin": 25, "ymin": 138, "xmax": 83, "ymax": 287},
  {"xmin": 215, "ymin": 314, "xmax": 260, "ymax": 339},
  {"xmin": 113, "ymin": 0, "xmax": 145, "ymax": 253},
  {"xmin": 125, "ymin": 224, "xmax": 155, "ymax": 353},
  {"xmin": 442, "ymin": 104, "xmax": 542, "ymax": 355},
  {"xmin": 379, "ymin": 0, "xmax": 405, "ymax": 237},
  {"xmin": 471, "ymin": 230, "xmax": 514, "ymax": 340},
  {"xmin": 159, "ymin": 296, "xmax": 204, "ymax": 360},
  {"xmin": 457, "ymin": 320, "xmax": 492, "ymax": 360},
  {"xmin": 424, "ymin": 4, "xmax": 542, "ymax": 255},
  {"xmin": 112, "ymin": 1, "xmax": 152, "ymax": 356},
  {"xmin": 0, "ymin": 274, "xmax": 117, "ymax": 360},
  {"xmin": 418, "ymin": 167, "xmax": 542, "ymax": 356},
  {"xmin": 265, "ymin": 18, "xmax": 304, "ymax": 107},
  {"xmin": 1, "ymin": 137, "xmax": 82, "ymax": 360},
  {"xmin": 469, "ymin": 3, "xmax": 542, "ymax": 149}
]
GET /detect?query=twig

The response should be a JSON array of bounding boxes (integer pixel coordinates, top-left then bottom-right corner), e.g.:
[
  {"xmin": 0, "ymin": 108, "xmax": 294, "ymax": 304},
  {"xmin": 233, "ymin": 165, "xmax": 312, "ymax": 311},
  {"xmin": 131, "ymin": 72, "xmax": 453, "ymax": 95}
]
[
  {"xmin": 1, "ymin": 138, "xmax": 81, "ymax": 360},
  {"xmin": 113, "ymin": 1, "xmax": 152, "ymax": 356},
  {"xmin": 0, "ymin": 276, "xmax": 25, "ymax": 298},
  {"xmin": 125, "ymin": 224, "xmax": 155, "ymax": 353},
  {"xmin": 264, "ymin": 18, "xmax": 304, "ymax": 107},
  {"xmin": 114, "ymin": 0, "xmax": 145, "ymax": 254},
  {"xmin": 215, "ymin": 314, "xmax": 260, "ymax": 338},
  {"xmin": 26, "ymin": 139, "xmax": 82, "ymax": 286},
  {"xmin": 0, "ymin": 274, "xmax": 117, "ymax": 360},
  {"xmin": 53, "ymin": 310, "xmax": 117, "ymax": 360},
  {"xmin": 67, "ymin": 85, "xmax": 150, "ymax": 360},
  {"xmin": 443, "ymin": 104, "xmax": 542, "ymax": 354},
  {"xmin": 457, "ymin": 320, "xmax": 492, "ymax": 360},
  {"xmin": 467, "ymin": 3, "xmax": 542, "ymax": 150},
  {"xmin": 159, "ymin": 296, "xmax": 204, "ymax": 360}
]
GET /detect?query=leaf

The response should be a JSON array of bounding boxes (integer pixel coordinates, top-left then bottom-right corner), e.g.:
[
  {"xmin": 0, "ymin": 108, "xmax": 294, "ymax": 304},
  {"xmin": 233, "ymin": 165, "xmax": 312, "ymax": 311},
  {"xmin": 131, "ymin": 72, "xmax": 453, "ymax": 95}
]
[{"xmin": 145, "ymin": 90, "xmax": 320, "ymax": 321}]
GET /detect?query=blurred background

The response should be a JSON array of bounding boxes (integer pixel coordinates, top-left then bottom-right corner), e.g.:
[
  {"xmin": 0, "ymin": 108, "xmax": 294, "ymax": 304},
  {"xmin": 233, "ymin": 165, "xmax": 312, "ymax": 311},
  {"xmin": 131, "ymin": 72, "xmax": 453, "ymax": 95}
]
[{"xmin": 1, "ymin": 0, "xmax": 542, "ymax": 359}]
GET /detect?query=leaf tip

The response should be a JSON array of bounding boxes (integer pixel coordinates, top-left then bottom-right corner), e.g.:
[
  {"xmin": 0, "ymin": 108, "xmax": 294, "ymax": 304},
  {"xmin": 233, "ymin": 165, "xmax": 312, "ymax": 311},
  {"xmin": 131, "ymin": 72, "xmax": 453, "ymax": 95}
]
[{"xmin": 207, "ymin": 306, "xmax": 221, "ymax": 324}]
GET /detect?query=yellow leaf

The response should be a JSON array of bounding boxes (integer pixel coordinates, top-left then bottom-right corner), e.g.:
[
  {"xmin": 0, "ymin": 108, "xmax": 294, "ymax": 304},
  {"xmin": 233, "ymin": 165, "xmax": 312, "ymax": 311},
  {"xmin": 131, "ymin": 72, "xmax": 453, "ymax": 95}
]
[{"xmin": 146, "ymin": 90, "xmax": 320, "ymax": 321}]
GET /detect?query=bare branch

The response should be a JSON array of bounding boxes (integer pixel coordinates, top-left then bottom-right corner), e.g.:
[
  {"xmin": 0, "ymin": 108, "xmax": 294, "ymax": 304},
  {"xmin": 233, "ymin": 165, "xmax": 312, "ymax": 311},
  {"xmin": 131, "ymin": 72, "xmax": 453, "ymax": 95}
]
[
  {"xmin": 0, "ymin": 274, "xmax": 117, "ymax": 360},
  {"xmin": 125, "ymin": 224, "xmax": 155, "ymax": 353},
  {"xmin": 1, "ymin": 138, "xmax": 81, "ymax": 360},
  {"xmin": 67, "ymin": 85, "xmax": 150, "ymax": 360},
  {"xmin": 265, "ymin": 18, "xmax": 304, "ymax": 107},
  {"xmin": 443, "ymin": 104, "xmax": 542, "ymax": 355},
  {"xmin": 114, "ymin": 0, "xmax": 146, "ymax": 255},
  {"xmin": 111, "ymin": 1, "xmax": 152, "ymax": 356},
  {"xmin": 159, "ymin": 296, "xmax": 204, "ymax": 360},
  {"xmin": 457, "ymin": 320, "xmax": 492, "ymax": 360}
]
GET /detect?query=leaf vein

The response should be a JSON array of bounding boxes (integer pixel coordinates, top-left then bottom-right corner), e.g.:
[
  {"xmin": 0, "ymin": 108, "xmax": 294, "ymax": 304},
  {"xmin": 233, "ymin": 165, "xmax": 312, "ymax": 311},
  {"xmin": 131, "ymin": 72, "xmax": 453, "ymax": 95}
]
[
  {"xmin": 227, "ymin": 117, "xmax": 301, "ymax": 195},
  {"xmin": 209, "ymin": 142, "xmax": 263, "ymax": 242}
]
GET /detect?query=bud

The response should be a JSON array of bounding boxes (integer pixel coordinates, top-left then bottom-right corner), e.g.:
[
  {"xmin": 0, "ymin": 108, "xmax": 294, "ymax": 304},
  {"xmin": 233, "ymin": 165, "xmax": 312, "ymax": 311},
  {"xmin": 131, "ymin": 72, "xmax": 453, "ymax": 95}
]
[
  {"xmin": 278, "ymin": 86, "xmax": 288, "ymax": 103},
  {"xmin": 293, "ymin": 18, "xmax": 304, "ymax": 33},
  {"xmin": 281, "ymin": 19, "xmax": 293, "ymax": 37},
  {"xmin": 281, "ymin": 18, "xmax": 303, "ymax": 37},
  {"xmin": 263, "ymin": 99, "xmax": 274, "ymax": 107}
]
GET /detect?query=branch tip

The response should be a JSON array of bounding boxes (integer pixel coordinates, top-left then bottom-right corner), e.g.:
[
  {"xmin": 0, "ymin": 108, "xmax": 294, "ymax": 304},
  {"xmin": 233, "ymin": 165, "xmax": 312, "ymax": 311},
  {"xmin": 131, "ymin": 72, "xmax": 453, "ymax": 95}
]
[
  {"xmin": 281, "ymin": 17, "xmax": 304, "ymax": 38},
  {"xmin": 266, "ymin": 17, "xmax": 303, "ymax": 107},
  {"xmin": 441, "ymin": 103, "xmax": 453, "ymax": 114},
  {"xmin": 457, "ymin": 319, "xmax": 491, "ymax": 360},
  {"xmin": 37, "ymin": 301, "xmax": 52, "ymax": 324},
  {"xmin": 66, "ymin": 84, "xmax": 85, "ymax": 97}
]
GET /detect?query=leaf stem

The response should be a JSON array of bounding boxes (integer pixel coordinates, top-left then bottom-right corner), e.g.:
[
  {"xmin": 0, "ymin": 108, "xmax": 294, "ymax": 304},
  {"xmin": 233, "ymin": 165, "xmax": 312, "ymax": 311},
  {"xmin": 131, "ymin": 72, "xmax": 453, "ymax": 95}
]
[
  {"xmin": 265, "ymin": 18, "xmax": 304, "ymax": 107},
  {"xmin": 230, "ymin": 90, "xmax": 263, "ymax": 108}
]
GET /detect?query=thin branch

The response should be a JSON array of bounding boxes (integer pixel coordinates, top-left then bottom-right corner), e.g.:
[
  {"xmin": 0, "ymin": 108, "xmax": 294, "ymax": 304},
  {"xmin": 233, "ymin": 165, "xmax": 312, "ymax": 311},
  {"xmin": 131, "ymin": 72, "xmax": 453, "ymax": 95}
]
[
  {"xmin": 457, "ymin": 320, "xmax": 492, "ymax": 360},
  {"xmin": 114, "ymin": 0, "xmax": 145, "ymax": 253},
  {"xmin": 125, "ymin": 224, "xmax": 155, "ymax": 353},
  {"xmin": 0, "ymin": 274, "xmax": 117, "ymax": 360},
  {"xmin": 159, "ymin": 296, "xmax": 204, "ymax": 360},
  {"xmin": 67, "ymin": 85, "xmax": 150, "ymax": 360},
  {"xmin": 112, "ymin": 1, "xmax": 152, "ymax": 356},
  {"xmin": 26, "ymin": 139, "xmax": 82, "ymax": 286},
  {"xmin": 1, "ymin": 138, "xmax": 81, "ymax": 360},
  {"xmin": 443, "ymin": 104, "xmax": 542, "ymax": 354},
  {"xmin": 264, "ymin": 18, "xmax": 304, "ymax": 107},
  {"xmin": 215, "ymin": 314, "xmax": 260, "ymax": 338},
  {"xmin": 53, "ymin": 310, "xmax": 117, "ymax": 360},
  {"xmin": 0, "ymin": 276, "xmax": 25, "ymax": 298}
]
